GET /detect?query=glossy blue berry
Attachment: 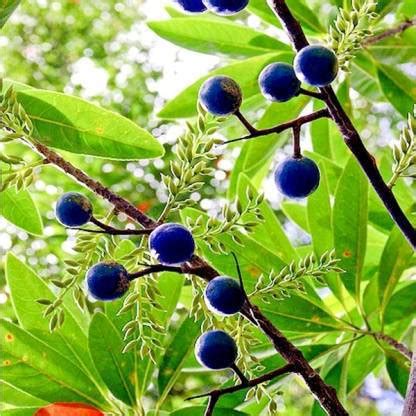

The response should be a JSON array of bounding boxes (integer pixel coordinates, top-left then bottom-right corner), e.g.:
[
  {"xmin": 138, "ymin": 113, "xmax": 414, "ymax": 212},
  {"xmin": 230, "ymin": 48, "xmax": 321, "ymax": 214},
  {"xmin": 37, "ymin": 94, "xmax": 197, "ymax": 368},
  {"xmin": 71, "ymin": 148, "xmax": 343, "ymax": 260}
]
[
  {"xmin": 203, "ymin": 0, "xmax": 249, "ymax": 15},
  {"xmin": 195, "ymin": 330, "xmax": 238, "ymax": 370},
  {"xmin": 199, "ymin": 75, "xmax": 242, "ymax": 116},
  {"xmin": 204, "ymin": 276, "xmax": 245, "ymax": 315},
  {"xmin": 55, "ymin": 192, "xmax": 93, "ymax": 227},
  {"xmin": 274, "ymin": 156, "xmax": 320, "ymax": 199},
  {"xmin": 149, "ymin": 223, "xmax": 195, "ymax": 266},
  {"xmin": 294, "ymin": 45, "xmax": 338, "ymax": 87},
  {"xmin": 259, "ymin": 63, "xmax": 301, "ymax": 102},
  {"xmin": 86, "ymin": 262, "xmax": 130, "ymax": 301},
  {"xmin": 176, "ymin": 0, "xmax": 207, "ymax": 13}
]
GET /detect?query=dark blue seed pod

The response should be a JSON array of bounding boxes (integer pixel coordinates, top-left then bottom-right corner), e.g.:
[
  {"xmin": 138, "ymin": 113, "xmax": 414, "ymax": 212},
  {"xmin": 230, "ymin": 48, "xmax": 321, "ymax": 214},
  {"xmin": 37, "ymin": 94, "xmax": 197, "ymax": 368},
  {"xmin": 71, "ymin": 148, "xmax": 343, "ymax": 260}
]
[
  {"xmin": 294, "ymin": 45, "xmax": 338, "ymax": 87},
  {"xmin": 203, "ymin": 0, "xmax": 249, "ymax": 15},
  {"xmin": 149, "ymin": 223, "xmax": 195, "ymax": 266},
  {"xmin": 55, "ymin": 192, "xmax": 93, "ymax": 227},
  {"xmin": 259, "ymin": 62, "xmax": 301, "ymax": 102},
  {"xmin": 195, "ymin": 330, "xmax": 238, "ymax": 369},
  {"xmin": 199, "ymin": 75, "xmax": 242, "ymax": 116},
  {"xmin": 274, "ymin": 156, "xmax": 320, "ymax": 199},
  {"xmin": 204, "ymin": 276, "xmax": 245, "ymax": 315},
  {"xmin": 86, "ymin": 262, "xmax": 130, "ymax": 301},
  {"xmin": 176, "ymin": 0, "xmax": 207, "ymax": 13}
]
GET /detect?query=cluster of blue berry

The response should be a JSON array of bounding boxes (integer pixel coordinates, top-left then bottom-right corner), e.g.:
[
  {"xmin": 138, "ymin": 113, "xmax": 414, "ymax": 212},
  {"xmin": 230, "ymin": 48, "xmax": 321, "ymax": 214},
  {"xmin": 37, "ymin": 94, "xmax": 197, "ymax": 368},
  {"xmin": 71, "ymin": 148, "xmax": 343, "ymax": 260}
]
[
  {"xmin": 56, "ymin": 192, "xmax": 244, "ymax": 370},
  {"xmin": 177, "ymin": 1, "xmax": 338, "ymax": 200}
]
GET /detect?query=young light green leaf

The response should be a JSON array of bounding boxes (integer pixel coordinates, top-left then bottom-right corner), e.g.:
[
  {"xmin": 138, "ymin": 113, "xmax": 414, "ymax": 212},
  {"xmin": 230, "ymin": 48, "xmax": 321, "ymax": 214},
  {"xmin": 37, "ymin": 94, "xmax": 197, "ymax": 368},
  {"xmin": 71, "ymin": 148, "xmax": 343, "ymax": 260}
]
[
  {"xmin": 17, "ymin": 89, "xmax": 164, "ymax": 160},
  {"xmin": 0, "ymin": 0, "xmax": 21, "ymax": 28}
]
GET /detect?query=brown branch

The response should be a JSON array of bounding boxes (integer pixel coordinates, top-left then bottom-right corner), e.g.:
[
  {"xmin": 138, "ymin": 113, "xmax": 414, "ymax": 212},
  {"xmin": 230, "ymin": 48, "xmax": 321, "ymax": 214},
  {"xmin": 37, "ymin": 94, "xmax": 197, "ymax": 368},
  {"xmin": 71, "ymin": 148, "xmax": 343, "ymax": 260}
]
[
  {"xmin": 267, "ymin": 0, "xmax": 416, "ymax": 250},
  {"xmin": 365, "ymin": 18, "xmax": 416, "ymax": 46},
  {"xmin": 31, "ymin": 140, "xmax": 348, "ymax": 415},
  {"xmin": 374, "ymin": 332, "xmax": 412, "ymax": 360},
  {"xmin": 402, "ymin": 351, "xmax": 416, "ymax": 416},
  {"xmin": 225, "ymin": 108, "xmax": 330, "ymax": 144},
  {"xmin": 299, "ymin": 87, "xmax": 325, "ymax": 100}
]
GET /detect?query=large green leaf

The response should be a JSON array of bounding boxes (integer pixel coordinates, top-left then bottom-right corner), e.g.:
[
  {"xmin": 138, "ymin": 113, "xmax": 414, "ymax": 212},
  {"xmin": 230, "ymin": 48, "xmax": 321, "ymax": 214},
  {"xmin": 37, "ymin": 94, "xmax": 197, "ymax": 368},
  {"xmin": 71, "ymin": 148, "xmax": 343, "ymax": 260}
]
[
  {"xmin": 148, "ymin": 18, "xmax": 288, "ymax": 58},
  {"xmin": 386, "ymin": 350, "xmax": 410, "ymax": 397},
  {"xmin": 0, "ymin": 320, "xmax": 109, "ymax": 410},
  {"xmin": 16, "ymin": 89, "xmax": 164, "ymax": 160},
  {"xmin": 5, "ymin": 253, "xmax": 93, "ymax": 363},
  {"xmin": 377, "ymin": 64, "xmax": 416, "ymax": 117},
  {"xmin": 159, "ymin": 52, "xmax": 292, "ymax": 119},
  {"xmin": 378, "ymin": 227, "xmax": 414, "ymax": 315},
  {"xmin": 88, "ymin": 313, "xmax": 135, "ymax": 406},
  {"xmin": 310, "ymin": 101, "xmax": 332, "ymax": 159},
  {"xmin": 0, "ymin": 381, "xmax": 46, "ymax": 408},
  {"xmin": 333, "ymin": 156, "xmax": 368, "ymax": 297},
  {"xmin": 0, "ymin": 0, "xmax": 20, "ymax": 28},
  {"xmin": 0, "ymin": 187, "xmax": 43, "ymax": 235},
  {"xmin": 157, "ymin": 317, "xmax": 201, "ymax": 404}
]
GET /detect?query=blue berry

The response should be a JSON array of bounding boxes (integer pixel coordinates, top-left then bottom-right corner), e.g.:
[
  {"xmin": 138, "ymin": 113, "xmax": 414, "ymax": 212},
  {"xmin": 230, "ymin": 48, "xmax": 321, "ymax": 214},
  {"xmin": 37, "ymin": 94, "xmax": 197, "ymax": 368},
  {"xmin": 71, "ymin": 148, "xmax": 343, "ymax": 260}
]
[
  {"xmin": 204, "ymin": 276, "xmax": 245, "ymax": 315},
  {"xmin": 203, "ymin": 0, "xmax": 249, "ymax": 15},
  {"xmin": 55, "ymin": 192, "xmax": 92, "ymax": 227},
  {"xmin": 259, "ymin": 63, "xmax": 301, "ymax": 102},
  {"xmin": 195, "ymin": 330, "xmax": 238, "ymax": 370},
  {"xmin": 149, "ymin": 223, "xmax": 195, "ymax": 266},
  {"xmin": 86, "ymin": 262, "xmax": 130, "ymax": 301},
  {"xmin": 274, "ymin": 156, "xmax": 320, "ymax": 199},
  {"xmin": 199, "ymin": 75, "xmax": 242, "ymax": 116},
  {"xmin": 176, "ymin": 0, "xmax": 207, "ymax": 13},
  {"xmin": 294, "ymin": 45, "xmax": 338, "ymax": 87}
]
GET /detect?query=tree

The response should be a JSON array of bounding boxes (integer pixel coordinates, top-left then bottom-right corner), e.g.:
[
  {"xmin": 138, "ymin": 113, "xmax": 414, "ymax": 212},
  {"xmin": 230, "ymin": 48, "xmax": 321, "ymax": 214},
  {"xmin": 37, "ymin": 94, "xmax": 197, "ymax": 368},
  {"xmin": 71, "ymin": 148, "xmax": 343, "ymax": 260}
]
[{"xmin": 0, "ymin": 1, "xmax": 415, "ymax": 415}]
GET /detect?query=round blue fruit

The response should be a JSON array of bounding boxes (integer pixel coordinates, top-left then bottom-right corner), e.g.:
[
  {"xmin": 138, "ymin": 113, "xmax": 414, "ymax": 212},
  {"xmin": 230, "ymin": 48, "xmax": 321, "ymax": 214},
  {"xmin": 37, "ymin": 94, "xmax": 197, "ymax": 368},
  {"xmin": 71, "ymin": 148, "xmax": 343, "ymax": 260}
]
[
  {"xmin": 259, "ymin": 62, "xmax": 301, "ymax": 102},
  {"xmin": 294, "ymin": 45, "xmax": 338, "ymax": 87},
  {"xmin": 176, "ymin": 0, "xmax": 207, "ymax": 13},
  {"xmin": 204, "ymin": 276, "xmax": 245, "ymax": 315},
  {"xmin": 86, "ymin": 262, "xmax": 130, "ymax": 301},
  {"xmin": 195, "ymin": 330, "xmax": 238, "ymax": 369},
  {"xmin": 199, "ymin": 75, "xmax": 242, "ymax": 116},
  {"xmin": 203, "ymin": 0, "xmax": 249, "ymax": 15},
  {"xmin": 274, "ymin": 156, "xmax": 320, "ymax": 199},
  {"xmin": 55, "ymin": 192, "xmax": 93, "ymax": 227},
  {"xmin": 149, "ymin": 223, "xmax": 195, "ymax": 266}
]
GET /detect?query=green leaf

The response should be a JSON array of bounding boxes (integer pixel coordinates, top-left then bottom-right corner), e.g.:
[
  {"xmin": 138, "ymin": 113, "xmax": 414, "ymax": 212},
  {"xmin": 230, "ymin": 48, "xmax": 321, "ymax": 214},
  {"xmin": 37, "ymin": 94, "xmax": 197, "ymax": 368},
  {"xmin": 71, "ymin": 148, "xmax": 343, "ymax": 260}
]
[
  {"xmin": 88, "ymin": 312, "xmax": 135, "ymax": 406},
  {"xmin": 0, "ymin": 0, "xmax": 20, "ymax": 29},
  {"xmin": 0, "ymin": 319, "xmax": 109, "ymax": 410},
  {"xmin": 378, "ymin": 227, "xmax": 414, "ymax": 316},
  {"xmin": 148, "ymin": 18, "xmax": 289, "ymax": 58},
  {"xmin": 384, "ymin": 282, "xmax": 416, "ymax": 325},
  {"xmin": 333, "ymin": 156, "xmax": 368, "ymax": 297},
  {"xmin": 0, "ymin": 381, "xmax": 46, "ymax": 407},
  {"xmin": 0, "ymin": 187, "xmax": 43, "ymax": 235},
  {"xmin": 158, "ymin": 52, "xmax": 292, "ymax": 119},
  {"xmin": 307, "ymin": 164, "xmax": 344, "ymax": 301},
  {"xmin": 310, "ymin": 101, "xmax": 332, "ymax": 159},
  {"xmin": 281, "ymin": 202, "xmax": 309, "ymax": 233},
  {"xmin": 5, "ymin": 253, "xmax": 91, "ymax": 359},
  {"xmin": 398, "ymin": 0, "xmax": 416, "ymax": 17},
  {"xmin": 377, "ymin": 64, "xmax": 416, "ymax": 117},
  {"xmin": 237, "ymin": 174, "xmax": 297, "ymax": 263},
  {"xmin": 386, "ymin": 350, "xmax": 410, "ymax": 397},
  {"xmin": 170, "ymin": 408, "xmax": 247, "ymax": 416},
  {"xmin": 157, "ymin": 317, "xmax": 201, "ymax": 404},
  {"xmin": 17, "ymin": 89, "xmax": 164, "ymax": 160}
]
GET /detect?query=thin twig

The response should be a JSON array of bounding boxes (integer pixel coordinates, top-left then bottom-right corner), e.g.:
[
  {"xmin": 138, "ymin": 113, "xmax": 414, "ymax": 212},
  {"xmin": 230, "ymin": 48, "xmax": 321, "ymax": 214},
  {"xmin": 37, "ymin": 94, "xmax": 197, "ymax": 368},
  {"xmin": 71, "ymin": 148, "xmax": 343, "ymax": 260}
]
[
  {"xmin": 365, "ymin": 18, "xmax": 416, "ymax": 46},
  {"xmin": 128, "ymin": 264, "xmax": 183, "ymax": 281},
  {"xmin": 187, "ymin": 363, "xmax": 294, "ymax": 416},
  {"xmin": 292, "ymin": 125, "xmax": 301, "ymax": 158},
  {"xmin": 299, "ymin": 88, "xmax": 325, "ymax": 100},
  {"xmin": 234, "ymin": 110, "xmax": 258, "ymax": 135},
  {"xmin": 224, "ymin": 109, "xmax": 330, "ymax": 145},
  {"xmin": 374, "ymin": 332, "xmax": 412, "ymax": 360}
]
